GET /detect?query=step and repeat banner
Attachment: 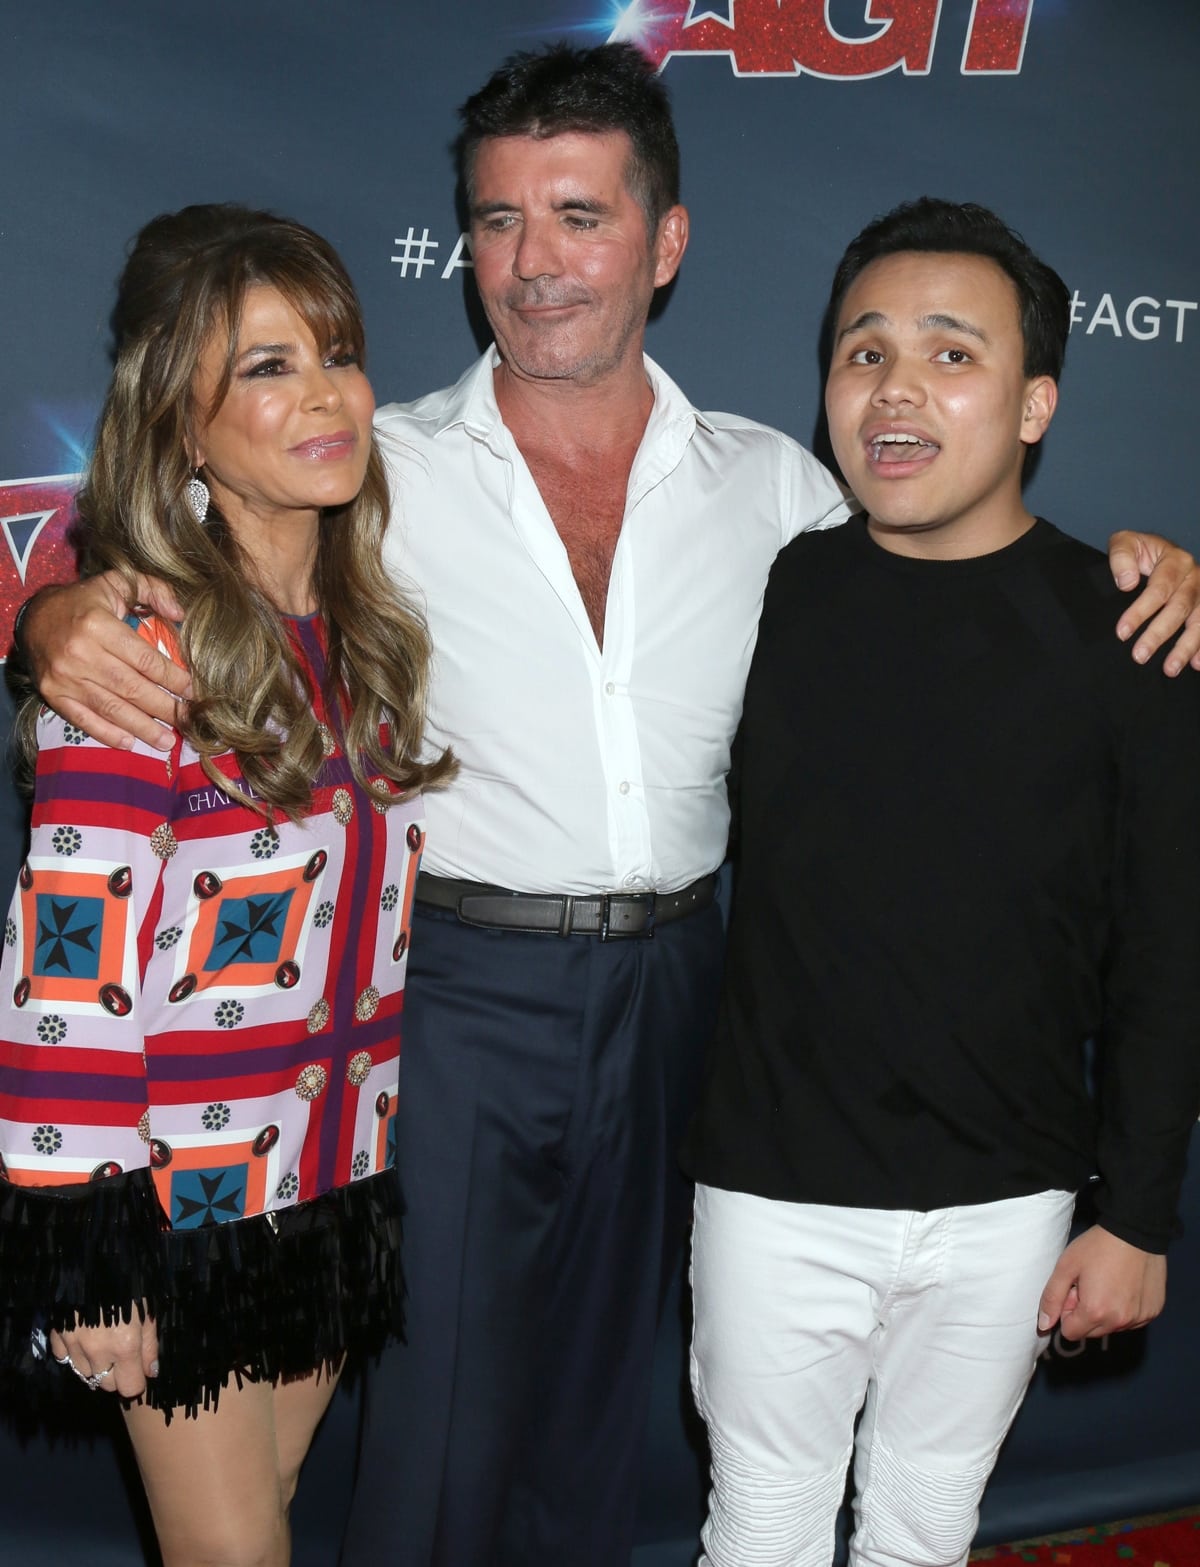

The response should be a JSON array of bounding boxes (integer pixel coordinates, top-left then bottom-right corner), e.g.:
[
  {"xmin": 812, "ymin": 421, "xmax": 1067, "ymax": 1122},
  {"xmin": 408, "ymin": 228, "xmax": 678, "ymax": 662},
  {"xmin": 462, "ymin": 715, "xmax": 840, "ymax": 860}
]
[{"xmin": 2, "ymin": 2, "xmax": 1198, "ymax": 1560}]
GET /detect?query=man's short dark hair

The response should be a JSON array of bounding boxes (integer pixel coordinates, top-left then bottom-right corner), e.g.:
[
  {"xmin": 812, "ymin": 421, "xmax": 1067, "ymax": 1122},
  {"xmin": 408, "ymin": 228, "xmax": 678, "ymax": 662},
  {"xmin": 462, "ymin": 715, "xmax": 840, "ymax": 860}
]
[
  {"xmin": 458, "ymin": 41, "xmax": 680, "ymax": 234},
  {"xmin": 827, "ymin": 197, "xmax": 1071, "ymax": 380}
]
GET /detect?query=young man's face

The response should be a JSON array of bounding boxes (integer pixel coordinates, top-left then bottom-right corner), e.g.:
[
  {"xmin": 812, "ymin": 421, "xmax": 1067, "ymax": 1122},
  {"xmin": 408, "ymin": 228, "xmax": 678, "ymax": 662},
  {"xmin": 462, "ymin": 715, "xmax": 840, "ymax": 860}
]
[{"xmin": 825, "ymin": 250, "xmax": 1056, "ymax": 557}]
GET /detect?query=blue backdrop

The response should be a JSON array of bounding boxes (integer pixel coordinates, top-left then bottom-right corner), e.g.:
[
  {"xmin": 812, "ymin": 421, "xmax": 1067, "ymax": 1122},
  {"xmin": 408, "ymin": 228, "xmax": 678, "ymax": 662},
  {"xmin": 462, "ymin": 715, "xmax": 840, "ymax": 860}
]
[{"xmin": 2, "ymin": 2, "xmax": 1198, "ymax": 1560}]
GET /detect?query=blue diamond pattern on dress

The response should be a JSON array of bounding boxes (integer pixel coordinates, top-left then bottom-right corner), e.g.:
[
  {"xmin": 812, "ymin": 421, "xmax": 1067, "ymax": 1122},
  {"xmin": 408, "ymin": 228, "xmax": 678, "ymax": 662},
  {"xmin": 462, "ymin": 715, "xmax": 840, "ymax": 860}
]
[
  {"xmin": 204, "ymin": 891, "xmax": 295, "ymax": 970},
  {"xmin": 171, "ymin": 1165, "xmax": 248, "ymax": 1228},
  {"xmin": 34, "ymin": 894, "xmax": 103, "ymax": 978}
]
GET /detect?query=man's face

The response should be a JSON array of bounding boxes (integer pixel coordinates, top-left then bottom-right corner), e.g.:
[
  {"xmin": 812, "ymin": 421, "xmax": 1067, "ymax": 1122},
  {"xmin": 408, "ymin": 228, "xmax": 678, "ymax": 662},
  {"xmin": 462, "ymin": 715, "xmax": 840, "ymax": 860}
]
[
  {"xmin": 468, "ymin": 130, "xmax": 686, "ymax": 388},
  {"xmin": 825, "ymin": 250, "xmax": 1055, "ymax": 557}
]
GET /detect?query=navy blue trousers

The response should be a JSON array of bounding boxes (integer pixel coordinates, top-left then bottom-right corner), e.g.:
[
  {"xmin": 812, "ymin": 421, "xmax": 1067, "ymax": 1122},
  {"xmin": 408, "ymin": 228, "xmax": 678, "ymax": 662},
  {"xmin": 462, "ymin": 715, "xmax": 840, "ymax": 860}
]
[{"xmin": 340, "ymin": 899, "xmax": 725, "ymax": 1566}]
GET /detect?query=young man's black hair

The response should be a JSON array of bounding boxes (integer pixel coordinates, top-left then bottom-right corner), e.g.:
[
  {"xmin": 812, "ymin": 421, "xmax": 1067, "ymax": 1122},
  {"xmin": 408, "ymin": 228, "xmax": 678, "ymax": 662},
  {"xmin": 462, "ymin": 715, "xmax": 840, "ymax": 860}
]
[{"xmin": 827, "ymin": 196, "xmax": 1071, "ymax": 380}]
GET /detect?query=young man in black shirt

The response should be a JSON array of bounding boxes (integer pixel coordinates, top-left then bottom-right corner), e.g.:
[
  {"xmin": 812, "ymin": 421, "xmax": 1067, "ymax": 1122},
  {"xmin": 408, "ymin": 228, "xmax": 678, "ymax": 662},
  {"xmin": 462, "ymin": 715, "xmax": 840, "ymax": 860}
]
[{"xmin": 683, "ymin": 199, "xmax": 1200, "ymax": 1567}]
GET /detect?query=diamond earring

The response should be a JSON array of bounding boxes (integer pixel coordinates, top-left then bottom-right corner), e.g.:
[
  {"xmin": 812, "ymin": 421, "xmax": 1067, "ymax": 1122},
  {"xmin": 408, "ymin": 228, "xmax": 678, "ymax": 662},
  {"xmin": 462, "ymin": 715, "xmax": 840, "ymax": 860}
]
[{"xmin": 184, "ymin": 473, "xmax": 210, "ymax": 523}]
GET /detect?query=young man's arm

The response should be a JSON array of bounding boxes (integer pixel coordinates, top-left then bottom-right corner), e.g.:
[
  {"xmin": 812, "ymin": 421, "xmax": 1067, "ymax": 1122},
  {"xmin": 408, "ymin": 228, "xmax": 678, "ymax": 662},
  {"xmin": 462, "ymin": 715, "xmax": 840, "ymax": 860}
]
[{"xmin": 1039, "ymin": 649, "xmax": 1200, "ymax": 1341}]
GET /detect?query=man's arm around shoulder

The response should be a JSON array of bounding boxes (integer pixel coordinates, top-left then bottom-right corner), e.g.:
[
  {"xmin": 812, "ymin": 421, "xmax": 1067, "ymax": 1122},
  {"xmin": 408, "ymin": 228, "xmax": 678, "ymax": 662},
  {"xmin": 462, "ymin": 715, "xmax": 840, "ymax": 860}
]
[{"xmin": 20, "ymin": 575, "xmax": 188, "ymax": 751}]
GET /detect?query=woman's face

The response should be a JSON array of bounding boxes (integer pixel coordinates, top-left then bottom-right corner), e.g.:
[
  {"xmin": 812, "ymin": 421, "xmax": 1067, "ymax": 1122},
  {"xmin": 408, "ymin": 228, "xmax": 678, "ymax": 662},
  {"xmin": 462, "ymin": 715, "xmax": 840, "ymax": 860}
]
[{"xmin": 191, "ymin": 284, "xmax": 375, "ymax": 544}]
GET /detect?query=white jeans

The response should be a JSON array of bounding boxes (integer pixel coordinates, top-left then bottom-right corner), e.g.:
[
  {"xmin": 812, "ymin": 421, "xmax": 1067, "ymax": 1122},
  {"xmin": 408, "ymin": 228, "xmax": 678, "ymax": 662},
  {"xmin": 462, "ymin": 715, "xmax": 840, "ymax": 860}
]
[{"xmin": 690, "ymin": 1184, "xmax": 1075, "ymax": 1567}]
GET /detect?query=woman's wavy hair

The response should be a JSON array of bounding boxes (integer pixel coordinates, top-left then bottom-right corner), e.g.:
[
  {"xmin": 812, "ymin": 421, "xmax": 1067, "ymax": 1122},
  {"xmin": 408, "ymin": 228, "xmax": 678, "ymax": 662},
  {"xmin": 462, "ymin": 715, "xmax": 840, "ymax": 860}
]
[{"xmin": 68, "ymin": 202, "xmax": 453, "ymax": 817}]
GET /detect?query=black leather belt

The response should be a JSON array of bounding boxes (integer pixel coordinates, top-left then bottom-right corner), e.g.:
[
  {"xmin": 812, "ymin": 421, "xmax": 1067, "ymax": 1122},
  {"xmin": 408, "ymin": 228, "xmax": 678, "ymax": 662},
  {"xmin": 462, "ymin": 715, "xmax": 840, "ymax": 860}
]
[{"xmin": 414, "ymin": 872, "xmax": 718, "ymax": 940}]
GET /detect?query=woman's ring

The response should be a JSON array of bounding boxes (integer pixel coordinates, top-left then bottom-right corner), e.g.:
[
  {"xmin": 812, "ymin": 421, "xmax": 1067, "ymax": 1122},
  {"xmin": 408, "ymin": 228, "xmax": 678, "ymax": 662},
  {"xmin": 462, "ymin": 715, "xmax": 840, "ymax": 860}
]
[{"xmin": 60, "ymin": 1357, "xmax": 114, "ymax": 1390}]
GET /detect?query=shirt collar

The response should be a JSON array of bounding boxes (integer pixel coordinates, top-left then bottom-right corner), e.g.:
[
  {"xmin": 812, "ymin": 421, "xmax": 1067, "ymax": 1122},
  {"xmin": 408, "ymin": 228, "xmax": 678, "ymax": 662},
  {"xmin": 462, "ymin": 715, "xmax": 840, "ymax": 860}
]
[
  {"xmin": 422, "ymin": 348, "xmax": 502, "ymax": 439},
  {"xmin": 426, "ymin": 345, "xmax": 718, "ymax": 443}
]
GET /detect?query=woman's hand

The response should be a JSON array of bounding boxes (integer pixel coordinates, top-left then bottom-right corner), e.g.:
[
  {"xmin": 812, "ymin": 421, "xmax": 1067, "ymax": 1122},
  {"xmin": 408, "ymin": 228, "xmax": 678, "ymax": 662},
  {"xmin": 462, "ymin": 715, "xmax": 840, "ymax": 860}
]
[{"xmin": 49, "ymin": 1310, "xmax": 159, "ymax": 1399}]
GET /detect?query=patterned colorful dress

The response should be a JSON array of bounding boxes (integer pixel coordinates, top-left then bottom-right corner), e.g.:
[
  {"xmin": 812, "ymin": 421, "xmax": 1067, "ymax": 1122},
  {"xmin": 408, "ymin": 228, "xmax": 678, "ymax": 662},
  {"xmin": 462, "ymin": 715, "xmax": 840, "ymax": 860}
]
[{"xmin": 0, "ymin": 614, "xmax": 422, "ymax": 1413}]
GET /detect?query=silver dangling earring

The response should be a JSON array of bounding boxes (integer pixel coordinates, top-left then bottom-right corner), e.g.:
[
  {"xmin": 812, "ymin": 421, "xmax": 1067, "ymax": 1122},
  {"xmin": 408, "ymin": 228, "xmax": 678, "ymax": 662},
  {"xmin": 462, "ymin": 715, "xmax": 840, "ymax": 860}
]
[{"xmin": 184, "ymin": 471, "xmax": 210, "ymax": 523}]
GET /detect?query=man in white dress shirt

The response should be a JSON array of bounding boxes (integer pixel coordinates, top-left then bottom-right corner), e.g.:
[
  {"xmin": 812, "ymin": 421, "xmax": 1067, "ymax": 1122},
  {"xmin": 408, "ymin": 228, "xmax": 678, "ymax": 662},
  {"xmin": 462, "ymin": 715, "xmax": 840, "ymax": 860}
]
[
  {"xmin": 345, "ymin": 47, "xmax": 846, "ymax": 1563},
  {"xmin": 23, "ymin": 42, "xmax": 1200, "ymax": 1567}
]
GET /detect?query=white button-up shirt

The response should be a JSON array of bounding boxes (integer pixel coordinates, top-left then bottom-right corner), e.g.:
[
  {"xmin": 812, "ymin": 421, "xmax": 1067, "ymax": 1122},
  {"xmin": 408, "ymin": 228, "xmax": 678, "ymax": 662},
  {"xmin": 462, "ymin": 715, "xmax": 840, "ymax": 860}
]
[{"xmin": 376, "ymin": 350, "xmax": 850, "ymax": 894}]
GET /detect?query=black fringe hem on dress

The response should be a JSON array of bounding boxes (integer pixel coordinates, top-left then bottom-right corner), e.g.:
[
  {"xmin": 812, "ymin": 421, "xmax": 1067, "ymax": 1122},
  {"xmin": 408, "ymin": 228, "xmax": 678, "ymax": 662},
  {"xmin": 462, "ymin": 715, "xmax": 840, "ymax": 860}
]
[{"xmin": 0, "ymin": 1167, "xmax": 404, "ymax": 1419}]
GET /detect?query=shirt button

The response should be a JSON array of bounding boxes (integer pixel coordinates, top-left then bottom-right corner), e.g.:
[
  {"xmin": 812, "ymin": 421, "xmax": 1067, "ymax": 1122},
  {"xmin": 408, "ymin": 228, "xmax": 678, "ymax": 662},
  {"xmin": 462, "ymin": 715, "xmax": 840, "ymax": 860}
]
[
  {"xmin": 618, "ymin": 780, "xmax": 630, "ymax": 795},
  {"xmin": 604, "ymin": 682, "xmax": 616, "ymax": 696},
  {"xmin": 623, "ymin": 874, "xmax": 644, "ymax": 889}
]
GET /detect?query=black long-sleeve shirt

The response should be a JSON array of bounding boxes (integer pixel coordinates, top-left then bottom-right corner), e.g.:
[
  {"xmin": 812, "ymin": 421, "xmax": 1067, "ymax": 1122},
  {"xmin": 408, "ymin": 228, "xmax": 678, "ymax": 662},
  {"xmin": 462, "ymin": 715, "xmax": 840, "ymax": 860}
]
[{"xmin": 682, "ymin": 518, "xmax": 1200, "ymax": 1251}]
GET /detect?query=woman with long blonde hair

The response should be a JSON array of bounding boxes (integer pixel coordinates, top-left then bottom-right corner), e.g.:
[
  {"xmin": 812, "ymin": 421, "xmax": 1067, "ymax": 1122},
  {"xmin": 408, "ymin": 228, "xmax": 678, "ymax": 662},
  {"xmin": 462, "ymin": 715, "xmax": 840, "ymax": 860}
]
[{"xmin": 0, "ymin": 204, "xmax": 451, "ymax": 1565}]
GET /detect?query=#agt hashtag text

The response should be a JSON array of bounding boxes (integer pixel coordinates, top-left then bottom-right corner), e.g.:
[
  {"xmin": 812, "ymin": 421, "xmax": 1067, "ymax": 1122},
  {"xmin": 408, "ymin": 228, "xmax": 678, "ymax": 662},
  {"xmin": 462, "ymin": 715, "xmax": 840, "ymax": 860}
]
[
  {"xmin": 1069, "ymin": 291, "xmax": 1198, "ymax": 343},
  {"xmin": 391, "ymin": 228, "xmax": 473, "ymax": 280}
]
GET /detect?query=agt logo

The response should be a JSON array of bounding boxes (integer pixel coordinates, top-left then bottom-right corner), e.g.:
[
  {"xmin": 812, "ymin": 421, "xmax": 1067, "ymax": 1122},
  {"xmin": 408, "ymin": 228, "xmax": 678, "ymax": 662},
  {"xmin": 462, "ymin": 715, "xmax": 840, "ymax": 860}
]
[
  {"xmin": 607, "ymin": 0, "xmax": 1034, "ymax": 77},
  {"xmin": 0, "ymin": 476, "xmax": 80, "ymax": 661}
]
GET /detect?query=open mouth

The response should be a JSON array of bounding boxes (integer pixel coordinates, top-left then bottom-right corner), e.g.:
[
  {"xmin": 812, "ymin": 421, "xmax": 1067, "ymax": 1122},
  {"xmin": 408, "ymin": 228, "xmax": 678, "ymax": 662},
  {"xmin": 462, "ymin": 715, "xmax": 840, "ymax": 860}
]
[{"xmin": 867, "ymin": 432, "xmax": 939, "ymax": 464}]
